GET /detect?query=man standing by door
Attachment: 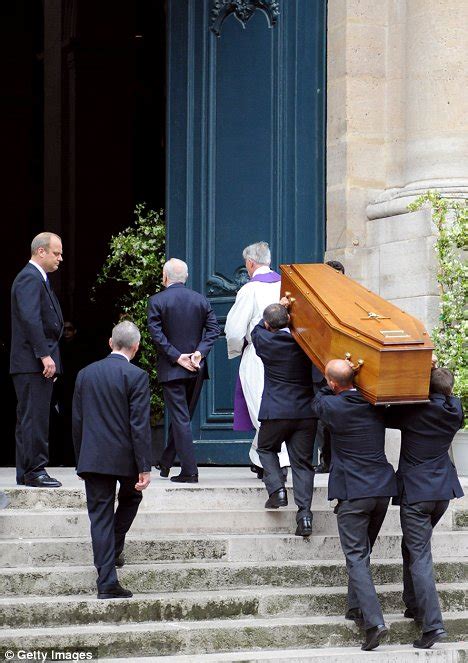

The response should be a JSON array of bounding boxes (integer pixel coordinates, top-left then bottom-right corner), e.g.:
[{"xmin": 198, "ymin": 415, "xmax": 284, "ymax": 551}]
[
  {"xmin": 148, "ymin": 258, "xmax": 220, "ymax": 483},
  {"xmin": 225, "ymin": 241, "xmax": 289, "ymax": 477},
  {"xmin": 10, "ymin": 232, "xmax": 64, "ymax": 487}
]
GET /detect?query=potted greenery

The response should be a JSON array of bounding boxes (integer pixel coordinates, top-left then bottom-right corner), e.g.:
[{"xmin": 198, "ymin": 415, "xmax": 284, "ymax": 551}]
[
  {"xmin": 94, "ymin": 204, "xmax": 166, "ymax": 463},
  {"xmin": 409, "ymin": 192, "xmax": 467, "ymax": 474}
]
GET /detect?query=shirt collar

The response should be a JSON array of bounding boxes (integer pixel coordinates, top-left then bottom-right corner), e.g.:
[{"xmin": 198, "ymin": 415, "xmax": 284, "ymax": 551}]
[
  {"xmin": 110, "ymin": 351, "xmax": 130, "ymax": 362},
  {"xmin": 252, "ymin": 265, "xmax": 271, "ymax": 277},
  {"xmin": 29, "ymin": 260, "xmax": 47, "ymax": 282},
  {"xmin": 278, "ymin": 327, "xmax": 291, "ymax": 334}
]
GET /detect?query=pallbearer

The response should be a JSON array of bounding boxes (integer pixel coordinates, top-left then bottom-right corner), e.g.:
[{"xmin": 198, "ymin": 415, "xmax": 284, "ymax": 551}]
[
  {"xmin": 311, "ymin": 359, "xmax": 397, "ymax": 651},
  {"xmin": 385, "ymin": 367, "xmax": 464, "ymax": 649}
]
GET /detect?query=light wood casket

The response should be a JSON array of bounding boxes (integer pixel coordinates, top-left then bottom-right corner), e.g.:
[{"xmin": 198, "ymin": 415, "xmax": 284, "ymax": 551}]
[{"xmin": 280, "ymin": 263, "xmax": 434, "ymax": 405}]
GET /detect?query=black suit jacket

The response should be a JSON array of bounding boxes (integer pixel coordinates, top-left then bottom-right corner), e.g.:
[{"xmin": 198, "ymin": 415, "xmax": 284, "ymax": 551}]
[
  {"xmin": 385, "ymin": 393, "xmax": 464, "ymax": 504},
  {"xmin": 72, "ymin": 353, "xmax": 152, "ymax": 477},
  {"xmin": 147, "ymin": 283, "xmax": 220, "ymax": 383},
  {"xmin": 251, "ymin": 322, "xmax": 315, "ymax": 420},
  {"xmin": 10, "ymin": 262, "xmax": 63, "ymax": 374},
  {"xmin": 311, "ymin": 387, "xmax": 397, "ymax": 500}
]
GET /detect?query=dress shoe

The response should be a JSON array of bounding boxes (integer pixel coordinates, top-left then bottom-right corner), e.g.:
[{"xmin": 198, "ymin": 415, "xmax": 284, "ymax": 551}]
[
  {"xmin": 345, "ymin": 607, "xmax": 363, "ymax": 623},
  {"xmin": 97, "ymin": 582, "xmax": 132, "ymax": 599},
  {"xmin": 250, "ymin": 464, "xmax": 264, "ymax": 479},
  {"xmin": 156, "ymin": 464, "xmax": 170, "ymax": 478},
  {"xmin": 115, "ymin": 553, "xmax": 125, "ymax": 568},
  {"xmin": 413, "ymin": 628, "xmax": 447, "ymax": 649},
  {"xmin": 315, "ymin": 463, "xmax": 329, "ymax": 474},
  {"xmin": 265, "ymin": 487, "xmax": 288, "ymax": 509},
  {"xmin": 170, "ymin": 474, "xmax": 198, "ymax": 483},
  {"xmin": 295, "ymin": 515, "xmax": 313, "ymax": 537},
  {"xmin": 404, "ymin": 607, "xmax": 422, "ymax": 624},
  {"xmin": 361, "ymin": 624, "xmax": 388, "ymax": 651},
  {"xmin": 24, "ymin": 474, "xmax": 62, "ymax": 488}
]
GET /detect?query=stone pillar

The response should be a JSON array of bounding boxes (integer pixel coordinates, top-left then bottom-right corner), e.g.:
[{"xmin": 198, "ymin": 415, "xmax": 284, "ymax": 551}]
[{"xmin": 367, "ymin": 0, "xmax": 468, "ymax": 219}]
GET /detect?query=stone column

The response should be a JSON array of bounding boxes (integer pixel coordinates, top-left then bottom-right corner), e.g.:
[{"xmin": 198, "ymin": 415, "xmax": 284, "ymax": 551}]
[{"xmin": 367, "ymin": 0, "xmax": 468, "ymax": 219}]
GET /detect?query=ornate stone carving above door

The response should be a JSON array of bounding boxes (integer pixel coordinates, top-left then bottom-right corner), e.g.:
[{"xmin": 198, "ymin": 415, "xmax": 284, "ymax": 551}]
[
  {"xmin": 210, "ymin": 0, "xmax": 280, "ymax": 37},
  {"xmin": 207, "ymin": 267, "xmax": 249, "ymax": 297}
]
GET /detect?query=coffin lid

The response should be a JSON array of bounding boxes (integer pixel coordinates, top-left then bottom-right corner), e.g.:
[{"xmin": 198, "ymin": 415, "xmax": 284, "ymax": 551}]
[{"xmin": 281, "ymin": 264, "xmax": 428, "ymax": 346}]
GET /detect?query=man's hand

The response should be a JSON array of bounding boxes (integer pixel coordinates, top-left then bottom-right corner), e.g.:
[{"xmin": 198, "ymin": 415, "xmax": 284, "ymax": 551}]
[
  {"xmin": 41, "ymin": 355, "xmax": 56, "ymax": 379},
  {"xmin": 135, "ymin": 472, "xmax": 151, "ymax": 491},
  {"xmin": 177, "ymin": 353, "xmax": 197, "ymax": 372},
  {"xmin": 279, "ymin": 296, "xmax": 290, "ymax": 309},
  {"xmin": 190, "ymin": 350, "xmax": 202, "ymax": 369}
]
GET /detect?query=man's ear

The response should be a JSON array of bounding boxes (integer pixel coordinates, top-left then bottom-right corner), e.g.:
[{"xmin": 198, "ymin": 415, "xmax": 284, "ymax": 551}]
[
  {"xmin": 264, "ymin": 320, "xmax": 271, "ymax": 331},
  {"xmin": 108, "ymin": 338, "xmax": 113, "ymax": 350}
]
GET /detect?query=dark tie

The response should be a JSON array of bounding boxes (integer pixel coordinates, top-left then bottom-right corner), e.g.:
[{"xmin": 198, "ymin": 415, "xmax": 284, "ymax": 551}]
[{"xmin": 45, "ymin": 277, "xmax": 52, "ymax": 293}]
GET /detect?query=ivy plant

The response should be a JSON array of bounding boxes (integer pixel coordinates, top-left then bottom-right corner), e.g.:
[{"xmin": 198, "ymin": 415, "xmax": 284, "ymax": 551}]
[
  {"xmin": 409, "ymin": 191, "xmax": 467, "ymax": 416},
  {"xmin": 94, "ymin": 204, "xmax": 166, "ymax": 423}
]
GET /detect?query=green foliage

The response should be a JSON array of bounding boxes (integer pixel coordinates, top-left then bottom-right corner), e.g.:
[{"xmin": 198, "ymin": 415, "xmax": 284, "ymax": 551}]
[
  {"xmin": 408, "ymin": 192, "xmax": 468, "ymax": 415},
  {"xmin": 94, "ymin": 204, "xmax": 166, "ymax": 422}
]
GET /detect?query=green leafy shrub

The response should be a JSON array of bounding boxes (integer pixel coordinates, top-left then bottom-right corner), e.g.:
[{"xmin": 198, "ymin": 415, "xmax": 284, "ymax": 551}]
[
  {"xmin": 94, "ymin": 204, "xmax": 166, "ymax": 423},
  {"xmin": 409, "ymin": 192, "xmax": 467, "ymax": 416}
]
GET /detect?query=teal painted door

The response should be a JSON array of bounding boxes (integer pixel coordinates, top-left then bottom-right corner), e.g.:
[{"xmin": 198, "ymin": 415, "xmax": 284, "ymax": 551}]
[{"xmin": 166, "ymin": 0, "xmax": 326, "ymax": 464}]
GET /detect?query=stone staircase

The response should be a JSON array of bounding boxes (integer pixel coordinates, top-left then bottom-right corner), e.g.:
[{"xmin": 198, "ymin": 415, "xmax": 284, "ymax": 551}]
[{"xmin": 0, "ymin": 468, "xmax": 467, "ymax": 661}]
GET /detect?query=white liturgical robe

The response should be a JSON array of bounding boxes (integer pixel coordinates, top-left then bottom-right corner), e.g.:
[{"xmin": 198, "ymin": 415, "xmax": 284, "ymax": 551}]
[{"xmin": 225, "ymin": 266, "xmax": 290, "ymax": 468}]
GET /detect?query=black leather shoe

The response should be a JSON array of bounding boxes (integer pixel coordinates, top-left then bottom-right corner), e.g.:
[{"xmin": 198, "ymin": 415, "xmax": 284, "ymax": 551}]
[
  {"xmin": 295, "ymin": 515, "xmax": 313, "ymax": 537},
  {"xmin": 345, "ymin": 607, "xmax": 363, "ymax": 623},
  {"xmin": 413, "ymin": 628, "xmax": 447, "ymax": 649},
  {"xmin": 361, "ymin": 624, "xmax": 388, "ymax": 651},
  {"xmin": 404, "ymin": 607, "xmax": 422, "ymax": 624},
  {"xmin": 156, "ymin": 464, "xmax": 170, "ymax": 478},
  {"xmin": 250, "ymin": 464, "xmax": 264, "ymax": 479},
  {"xmin": 24, "ymin": 474, "xmax": 62, "ymax": 488},
  {"xmin": 97, "ymin": 582, "xmax": 132, "ymax": 599},
  {"xmin": 315, "ymin": 463, "xmax": 329, "ymax": 474},
  {"xmin": 170, "ymin": 474, "xmax": 198, "ymax": 483},
  {"xmin": 265, "ymin": 487, "xmax": 288, "ymax": 509},
  {"xmin": 115, "ymin": 553, "xmax": 125, "ymax": 568}
]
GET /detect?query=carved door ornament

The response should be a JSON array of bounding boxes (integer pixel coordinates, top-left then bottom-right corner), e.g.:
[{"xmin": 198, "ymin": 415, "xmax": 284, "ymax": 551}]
[
  {"xmin": 210, "ymin": 0, "xmax": 280, "ymax": 37},
  {"xmin": 207, "ymin": 266, "xmax": 250, "ymax": 296}
]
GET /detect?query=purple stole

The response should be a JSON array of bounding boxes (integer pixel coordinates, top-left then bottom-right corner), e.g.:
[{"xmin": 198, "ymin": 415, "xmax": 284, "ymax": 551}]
[{"xmin": 233, "ymin": 271, "xmax": 281, "ymax": 431}]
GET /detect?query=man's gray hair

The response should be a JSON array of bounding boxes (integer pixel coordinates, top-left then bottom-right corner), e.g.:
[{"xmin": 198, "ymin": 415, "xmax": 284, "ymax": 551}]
[
  {"xmin": 242, "ymin": 241, "xmax": 271, "ymax": 266},
  {"xmin": 112, "ymin": 320, "xmax": 141, "ymax": 350},
  {"xmin": 31, "ymin": 232, "xmax": 61, "ymax": 255},
  {"xmin": 164, "ymin": 258, "xmax": 189, "ymax": 284}
]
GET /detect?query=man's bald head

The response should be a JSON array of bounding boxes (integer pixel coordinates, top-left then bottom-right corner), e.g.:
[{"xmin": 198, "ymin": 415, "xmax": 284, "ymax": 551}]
[
  {"xmin": 325, "ymin": 359, "xmax": 354, "ymax": 391},
  {"xmin": 163, "ymin": 258, "xmax": 189, "ymax": 285}
]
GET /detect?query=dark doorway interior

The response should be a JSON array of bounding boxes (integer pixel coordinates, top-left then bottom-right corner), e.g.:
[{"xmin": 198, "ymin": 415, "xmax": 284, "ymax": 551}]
[{"xmin": 1, "ymin": 1, "xmax": 166, "ymax": 466}]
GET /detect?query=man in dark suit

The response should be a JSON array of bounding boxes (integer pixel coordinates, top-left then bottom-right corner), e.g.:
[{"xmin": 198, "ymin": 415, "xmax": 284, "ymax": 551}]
[
  {"xmin": 311, "ymin": 359, "xmax": 397, "ymax": 651},
  {"xmin": 10, "ymin": 232, "xmax": 64, "ymax": 487},
  {"xmin": 385, "ymin": 367, "xmax": 464, "ymax": 649},
  {"xmin": 251, "ymin": 303, "xmax": 316, "ymax": 537},
  {"xmin": 73, "ymin": 321, "xmax": 152, "ymax": 599},
  {"xmin": 148, "ymin": 258, "xmax": 220, "ymax": 483}
]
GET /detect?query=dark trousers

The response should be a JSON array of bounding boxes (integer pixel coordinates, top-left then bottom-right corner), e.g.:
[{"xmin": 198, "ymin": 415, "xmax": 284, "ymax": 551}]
[
  {"xmin": 83, "ymin": 473, "xmax": 142, "ymax": 591},
  {"xmin": 400, "ymin": 498, "xmax": 449, "ymax": 633},
  {"xmin": 336, "ymin": 496, "xmax": 390, "ymax": 629},
  {"xmin": 258, "ymin": 418, "xmax": 317, "ymax": 518},
  {"xmin": 12, "ymin": 372, "xmax": 54, "ymax": 483},
  {"xmin": 313, "ymin": 420, "xmax": 331, "ymax": 467},
  {"xmin": 160, "ymin": 373, "xmax": 205, "ymax": 476}
]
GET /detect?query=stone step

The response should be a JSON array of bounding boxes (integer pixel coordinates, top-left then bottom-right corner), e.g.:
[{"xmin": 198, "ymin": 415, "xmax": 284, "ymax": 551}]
[
  {"xmin": 0, "ymin": 558, "xmax": 466, "ymax": 597},
  {"xmin": 0, "ymin": 531, "xmax": 466, "ymax": 570},
  {"xmin": 4, "ymin": 484, "xmax": 468, "ymax": 514},
  {"xmin": 103, "ymin": 642, "xmax": 468, "ymax": 663},
  {"xmin": 1, "ymin": 583, "xmax": 466, "ymax": 629},
  {"xmin": 1, "ymin": 613, "xmax": 467, "ymax": 657},
  {"xmin": 1, "ymin": 505, "xmax": 461, "ymax": 538}
]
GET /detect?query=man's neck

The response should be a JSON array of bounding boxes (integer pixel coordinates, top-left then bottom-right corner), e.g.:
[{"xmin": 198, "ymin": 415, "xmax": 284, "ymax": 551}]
[
  {"xmin": 111, "ymin": 350, "xmax": 131, "ymax": 362},
  {"xmin": 335, "ymin": 385, "xmax": 355, "ymax": 394},
  {"xmin": 29, "ymin": 259, "xmax": 47, "ymax": 281},
  {"xmin": 252, "ymin": 265, "xmax": 270, "ymax": 277}
]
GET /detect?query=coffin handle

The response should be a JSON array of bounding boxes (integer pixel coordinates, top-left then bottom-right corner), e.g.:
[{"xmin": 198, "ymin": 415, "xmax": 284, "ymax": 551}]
[
  {"xmin": 344, "ymin": 352, "xmax": 364, "ymax": 373},
  {"xmin": 284, "ymin": 291, "xmax": 296, "ymax": 305}
]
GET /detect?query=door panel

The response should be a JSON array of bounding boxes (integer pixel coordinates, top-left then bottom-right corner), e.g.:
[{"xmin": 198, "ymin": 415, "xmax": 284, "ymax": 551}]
[{"xmin": 167, "ymin": 0, "xmax": 326, "ymax": 463}]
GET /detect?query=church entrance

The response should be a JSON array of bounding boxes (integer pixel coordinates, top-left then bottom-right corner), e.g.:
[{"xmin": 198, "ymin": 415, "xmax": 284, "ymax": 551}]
[{"xmin": 1, "ymin": 0, "xmax": 326, "ymax": 467}]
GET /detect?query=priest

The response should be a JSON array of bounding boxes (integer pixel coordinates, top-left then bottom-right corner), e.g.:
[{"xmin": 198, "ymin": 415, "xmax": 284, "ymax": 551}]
[{"xmin": 225, "ymin": 241, "xmax": 289, "ymax": 475}]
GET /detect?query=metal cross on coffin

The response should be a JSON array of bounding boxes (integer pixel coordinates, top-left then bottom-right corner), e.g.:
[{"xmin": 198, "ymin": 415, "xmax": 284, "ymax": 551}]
[{"xmin": 354, "ymin": 301, "xmax": 390, "ymax": 323}]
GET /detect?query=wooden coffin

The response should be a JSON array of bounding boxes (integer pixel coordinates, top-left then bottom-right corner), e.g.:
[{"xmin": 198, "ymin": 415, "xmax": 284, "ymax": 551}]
[{"xmin": 280, "ymin": 263, "xmax": 434, "ymax": 405}]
